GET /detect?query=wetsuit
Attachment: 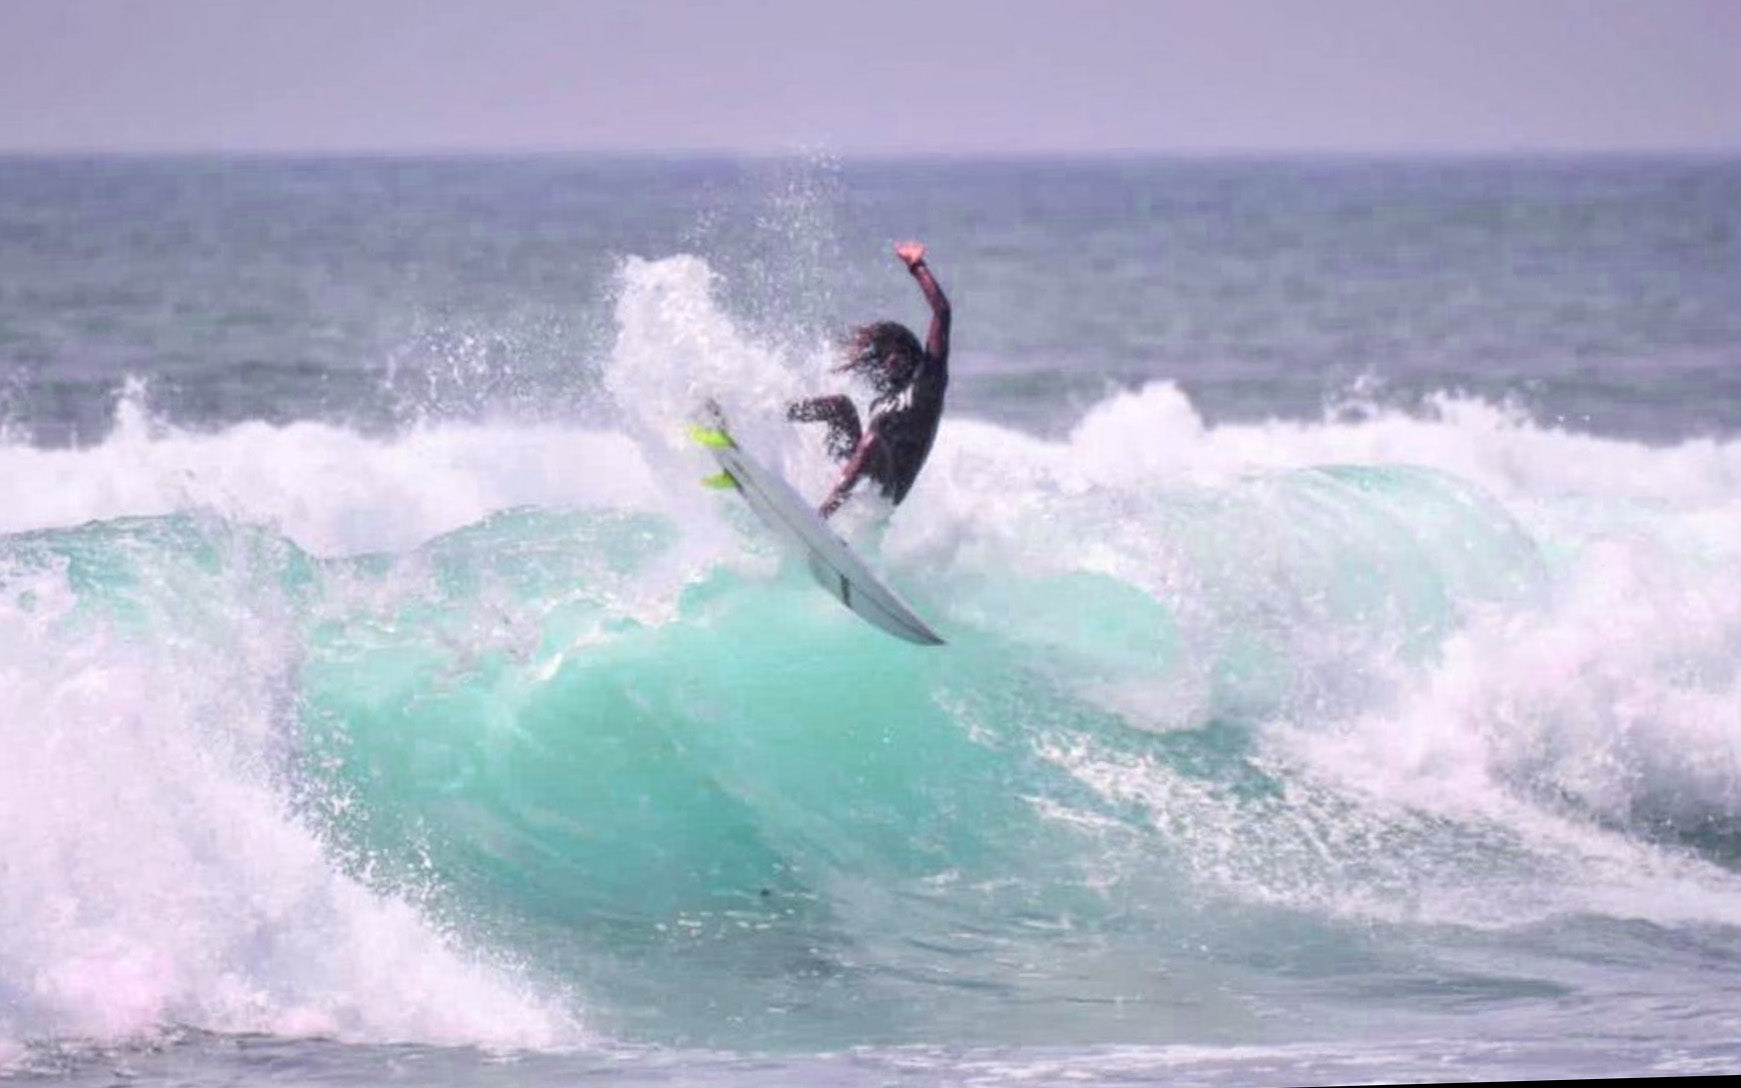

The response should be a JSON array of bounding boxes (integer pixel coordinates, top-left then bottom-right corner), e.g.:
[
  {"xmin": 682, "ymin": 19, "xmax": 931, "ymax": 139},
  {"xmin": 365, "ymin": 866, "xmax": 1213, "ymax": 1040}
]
[{"xmin": 789, "ymin": 259, "xmax": 951, "ymax": 518}]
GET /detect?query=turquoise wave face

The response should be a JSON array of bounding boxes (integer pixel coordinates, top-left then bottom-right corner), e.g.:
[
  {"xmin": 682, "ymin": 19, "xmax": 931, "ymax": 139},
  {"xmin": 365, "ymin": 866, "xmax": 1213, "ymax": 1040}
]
[
  {"xmin": 279, "ymin": 465, "xmax": 1553, "ymax": 1046},
  {"xmin": 295, "ymin": 508, "xmax": 1184, "ymax": 1044},
  {"xmin": 31, "ymin": 461, "xmax": 1716, "ymax": 1050}
]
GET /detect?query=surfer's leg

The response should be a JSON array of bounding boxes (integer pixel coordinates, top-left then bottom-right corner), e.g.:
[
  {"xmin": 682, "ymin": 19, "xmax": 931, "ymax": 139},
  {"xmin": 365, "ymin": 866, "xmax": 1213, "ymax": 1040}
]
[{"xmin": 787, "ymin": 394, "xmax": 861, "ymax": 460}]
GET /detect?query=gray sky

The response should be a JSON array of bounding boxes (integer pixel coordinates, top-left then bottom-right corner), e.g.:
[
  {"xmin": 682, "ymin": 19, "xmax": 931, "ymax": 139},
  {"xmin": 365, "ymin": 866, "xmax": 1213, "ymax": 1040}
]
[{"xmin": 1, "ymin": 0, "xmax": 1738, "ymax": 155}]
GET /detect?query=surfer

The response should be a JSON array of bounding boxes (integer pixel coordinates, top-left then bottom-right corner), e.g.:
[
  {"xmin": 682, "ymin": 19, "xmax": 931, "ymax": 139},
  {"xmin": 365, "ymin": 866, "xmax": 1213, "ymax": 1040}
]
[{"xmin": 787, "ymin": 241, "xmax": 951, "ymax": 518}]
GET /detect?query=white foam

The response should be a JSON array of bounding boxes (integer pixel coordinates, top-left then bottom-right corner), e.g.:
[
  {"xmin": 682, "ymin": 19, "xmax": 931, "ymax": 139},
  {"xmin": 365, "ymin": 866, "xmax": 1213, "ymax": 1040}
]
[
  {"xmin": 0, "ymin": 384, "xmax": 663, "ymax": 557},
  {"xmin": 922, "ymin": 382, "xmax": 1741, "ymax": 929},
  {"xmin": 1297, "ymin": 531, "xmax": 1741, "ymax": 837},
  {"xmin": 0, "ymin": 556, "xmax": 585, "ymax": 1049}
]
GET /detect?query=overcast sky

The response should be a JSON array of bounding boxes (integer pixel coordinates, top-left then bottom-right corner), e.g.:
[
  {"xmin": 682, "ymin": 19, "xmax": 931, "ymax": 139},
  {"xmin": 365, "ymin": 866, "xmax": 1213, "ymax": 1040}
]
[{"xmin": 1, "ymin": 0, "xmax": 1737, "ymax": 155}]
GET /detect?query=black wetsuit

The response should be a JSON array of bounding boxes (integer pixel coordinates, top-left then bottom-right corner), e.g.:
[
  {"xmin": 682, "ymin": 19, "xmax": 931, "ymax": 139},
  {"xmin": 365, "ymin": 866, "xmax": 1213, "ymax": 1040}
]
[{"xmin": 789, "ymin": 260, "xmax": 951, "ymax": 517}]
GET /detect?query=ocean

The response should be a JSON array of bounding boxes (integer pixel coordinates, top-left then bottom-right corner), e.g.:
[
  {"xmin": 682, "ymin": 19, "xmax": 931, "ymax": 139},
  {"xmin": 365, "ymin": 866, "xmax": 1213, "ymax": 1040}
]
[{"xmin": 2, "ymin": 154, "xmax": 1739, "ymax": 1085}]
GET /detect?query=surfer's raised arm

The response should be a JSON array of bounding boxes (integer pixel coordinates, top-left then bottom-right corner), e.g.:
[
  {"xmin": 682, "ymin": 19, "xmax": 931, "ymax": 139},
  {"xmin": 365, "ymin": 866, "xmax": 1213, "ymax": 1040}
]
[{"xmin": 897, "ymin": 241, "xmax": 951, "ymax": 365}]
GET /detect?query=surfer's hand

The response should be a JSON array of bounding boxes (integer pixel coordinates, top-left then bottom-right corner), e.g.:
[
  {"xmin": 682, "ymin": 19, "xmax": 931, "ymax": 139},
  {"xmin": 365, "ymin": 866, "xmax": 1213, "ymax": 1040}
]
[{"xmin": 895, "ymin": 241, "xmax": 926, "ymax": 268}]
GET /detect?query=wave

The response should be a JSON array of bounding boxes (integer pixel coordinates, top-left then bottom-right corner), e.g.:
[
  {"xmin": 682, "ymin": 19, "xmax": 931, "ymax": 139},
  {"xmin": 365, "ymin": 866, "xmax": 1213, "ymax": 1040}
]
[{"xmin": 3, "ymin": 255, "xmax": 1740, "ymax": 1050}]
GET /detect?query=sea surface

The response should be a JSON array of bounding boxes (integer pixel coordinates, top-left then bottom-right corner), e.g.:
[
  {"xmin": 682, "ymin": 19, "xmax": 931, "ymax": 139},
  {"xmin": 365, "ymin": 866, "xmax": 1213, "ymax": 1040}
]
[{"xmin": 2, "ymin": 154, "xmax": 1740, "ymax": 1086}]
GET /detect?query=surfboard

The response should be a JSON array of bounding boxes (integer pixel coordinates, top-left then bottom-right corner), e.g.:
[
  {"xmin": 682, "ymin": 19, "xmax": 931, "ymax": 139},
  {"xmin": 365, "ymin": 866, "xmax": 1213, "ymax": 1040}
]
[{"xmin": 689, "ymin": 420, "xmax": 946, "ymax": 646}]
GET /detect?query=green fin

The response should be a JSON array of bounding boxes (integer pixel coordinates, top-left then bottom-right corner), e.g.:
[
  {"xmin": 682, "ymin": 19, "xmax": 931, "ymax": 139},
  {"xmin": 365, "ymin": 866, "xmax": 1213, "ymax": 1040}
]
[
  {"xmin": 701, "ymin": 471, "xmax": 738, "ymax": 490},
  {"xmin": 686, "ymin": 423, "xmax": 734, "ymax": 449}
]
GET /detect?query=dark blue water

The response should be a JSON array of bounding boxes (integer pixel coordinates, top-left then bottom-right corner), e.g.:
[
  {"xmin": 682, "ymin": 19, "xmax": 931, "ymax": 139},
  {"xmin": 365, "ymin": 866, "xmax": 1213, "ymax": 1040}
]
[
  {"xmin": 3, "ymin": 155, "xmax": 1740, "ymax": 1085},
  {"xmin": 7, "ymin": 156, "xmax": 1738, "ymax": 443}
]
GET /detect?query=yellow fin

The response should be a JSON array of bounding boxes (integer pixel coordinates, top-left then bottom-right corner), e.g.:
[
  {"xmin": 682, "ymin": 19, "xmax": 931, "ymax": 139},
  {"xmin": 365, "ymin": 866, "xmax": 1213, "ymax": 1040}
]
[
  {"xmin": 686, "ymin": 423, "xmax": 733, "ymax": 449},
  {"xmin": 701, "ymin": 471, "xmax": 738, "ymax": 490}
]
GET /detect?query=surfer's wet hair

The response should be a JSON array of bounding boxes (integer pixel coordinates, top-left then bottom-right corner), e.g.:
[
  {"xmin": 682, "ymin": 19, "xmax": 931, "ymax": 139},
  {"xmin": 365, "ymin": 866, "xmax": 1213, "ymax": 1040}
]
[{"xmin": 839, "ymin": 321, "xmax": 923, "ymax": 398}]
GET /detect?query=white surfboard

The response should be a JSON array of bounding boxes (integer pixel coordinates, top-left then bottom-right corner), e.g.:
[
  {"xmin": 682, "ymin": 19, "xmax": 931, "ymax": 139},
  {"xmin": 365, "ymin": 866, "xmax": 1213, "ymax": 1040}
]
[{"xmin": 690, "ymin": 421, "xmax": 945, "ymax": 646}]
